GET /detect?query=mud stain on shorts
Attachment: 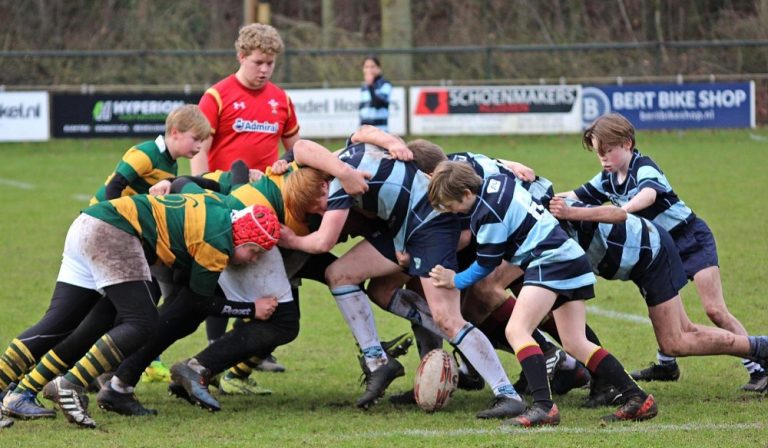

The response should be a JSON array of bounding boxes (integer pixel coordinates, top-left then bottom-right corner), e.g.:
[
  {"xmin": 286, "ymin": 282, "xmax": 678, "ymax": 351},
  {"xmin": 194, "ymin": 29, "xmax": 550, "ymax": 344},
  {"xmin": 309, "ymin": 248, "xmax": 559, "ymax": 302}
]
[{"xmin": 77, "ymin": 214, "xmax": 152, "ymax": 287}]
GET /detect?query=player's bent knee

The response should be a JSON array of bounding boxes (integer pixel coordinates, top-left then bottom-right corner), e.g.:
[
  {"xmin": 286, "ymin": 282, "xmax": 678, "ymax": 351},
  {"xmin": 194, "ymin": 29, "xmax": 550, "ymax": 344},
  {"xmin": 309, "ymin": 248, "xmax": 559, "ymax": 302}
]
[
  {"xmin": 436, "ymin": 316, "xmax": 464, "ymax": 339},
  {"xmin": 704, "ymin": 307, "xmax": 732, "ymax": 326},
  {"xmin": 504, "ymin": 326, "xmax": 530, "ymax": 349},
  {"xmin": 324, "ymin": 264, "xmax": 364, "ymax": 287}
]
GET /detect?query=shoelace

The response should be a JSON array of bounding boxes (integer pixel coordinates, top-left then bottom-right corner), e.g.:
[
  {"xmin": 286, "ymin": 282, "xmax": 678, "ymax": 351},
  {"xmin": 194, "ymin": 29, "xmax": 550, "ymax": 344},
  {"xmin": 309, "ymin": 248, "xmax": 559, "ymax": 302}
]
[{"xmin": 15, "ymin": 390, "xmax": 49, "ymax": 410}]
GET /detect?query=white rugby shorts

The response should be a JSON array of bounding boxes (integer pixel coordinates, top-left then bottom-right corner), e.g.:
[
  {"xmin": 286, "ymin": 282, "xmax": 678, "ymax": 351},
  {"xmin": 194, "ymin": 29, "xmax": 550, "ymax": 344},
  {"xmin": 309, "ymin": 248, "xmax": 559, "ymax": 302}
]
[{"xmin": 57, "ymin": 214, "xmax": 152, "ymax": 292}]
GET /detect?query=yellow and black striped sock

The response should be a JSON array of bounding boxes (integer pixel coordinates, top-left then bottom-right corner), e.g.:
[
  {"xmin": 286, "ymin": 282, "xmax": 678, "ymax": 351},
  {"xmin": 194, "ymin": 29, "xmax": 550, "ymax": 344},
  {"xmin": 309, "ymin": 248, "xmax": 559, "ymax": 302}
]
[
  {"xmin": 17, "ymin": 350, "xmax": 68, "ymax": 394},
  {"xmin": 227, "ymin": 356, "xmax": 262, "ymax": 379},
  {"xmin": 0, "ymin": 339, "xmax": 36, "ymax": 390},
  {"xmin": 64, "ymin": 335, "xmax": 124, "ymax": 388}
]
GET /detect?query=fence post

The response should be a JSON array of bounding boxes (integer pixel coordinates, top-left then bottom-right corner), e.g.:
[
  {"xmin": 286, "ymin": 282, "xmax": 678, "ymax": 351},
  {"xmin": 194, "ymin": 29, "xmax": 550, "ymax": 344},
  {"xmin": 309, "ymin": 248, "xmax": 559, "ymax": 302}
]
[
  {"xmin": 655, "ymin": 41, "xmax": 662, "ymax": 76},
  {"xmin": 284, "ymin": 48, "xmax": 292, "ymax": 83},
  {"xmin": 484, "ymin": 46, "xmax": 492, "ymax": 80},
  {"xmin": 139, "ymin": 50, "xmax": 147, "ymax": 85}
]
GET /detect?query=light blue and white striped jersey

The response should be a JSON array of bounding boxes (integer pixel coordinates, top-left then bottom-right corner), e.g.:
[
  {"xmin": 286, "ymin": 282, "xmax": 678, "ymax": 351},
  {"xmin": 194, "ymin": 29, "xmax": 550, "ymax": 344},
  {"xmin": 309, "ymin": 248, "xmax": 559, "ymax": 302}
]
[
  {"xmin": 470, "ymin": 173, "xmax": 595, "ymax": 290},
  {"xmin": 327, "ymin": 143, "xmax": 448, "ymax": 252},
  {"xmin": 559, "ymin": 200, "xmax": 662, "ymax": 281},
  {"xmin": 574, "ymin": 149, "xmax": 694, "ymax": 234}
]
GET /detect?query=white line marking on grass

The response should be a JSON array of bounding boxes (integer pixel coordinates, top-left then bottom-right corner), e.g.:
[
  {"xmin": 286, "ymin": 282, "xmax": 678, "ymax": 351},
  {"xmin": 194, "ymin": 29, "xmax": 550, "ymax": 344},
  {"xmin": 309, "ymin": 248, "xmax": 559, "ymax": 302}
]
[
  {"xmin": 0, "ymin": 177, "xmax": 34, "ymax": 189},
  {"xmin": 71, "ymin": 193, "xmax": 91, "ymax": 202},
  {"xmin": 347, "ymin": 422, "xmax": 762, "ymax": 439},
  {"xmin": 586, "ymin": 305, "xmax": 651, "ymax": 325}
]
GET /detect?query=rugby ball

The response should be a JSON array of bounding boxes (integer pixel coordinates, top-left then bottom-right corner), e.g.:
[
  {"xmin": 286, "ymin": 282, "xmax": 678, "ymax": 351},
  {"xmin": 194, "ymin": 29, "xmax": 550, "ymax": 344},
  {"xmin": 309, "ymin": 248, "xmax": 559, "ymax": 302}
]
[{"xmin": 414, "ymin": 349, "xmax": 459, "ymax": 412}]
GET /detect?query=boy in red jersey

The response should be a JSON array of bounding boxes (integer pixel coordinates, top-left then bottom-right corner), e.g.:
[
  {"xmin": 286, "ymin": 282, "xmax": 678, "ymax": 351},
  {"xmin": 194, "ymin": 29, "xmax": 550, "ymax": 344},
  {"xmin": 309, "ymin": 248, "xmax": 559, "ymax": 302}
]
[{"xmin": 191, "ymin": 23, "xmax": 300, "ymax": 175}]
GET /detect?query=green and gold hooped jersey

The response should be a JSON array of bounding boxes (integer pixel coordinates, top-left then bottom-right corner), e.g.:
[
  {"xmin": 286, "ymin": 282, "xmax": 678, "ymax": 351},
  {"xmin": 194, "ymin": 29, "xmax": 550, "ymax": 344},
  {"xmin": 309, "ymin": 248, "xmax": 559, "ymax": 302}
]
[
  {"xmin": 202, "ymin": 170, "xmax": 237, "ymax": 195},
  {"xmin": 227, "ymin": 162, "xmax": 309, "ymax": 236},
  {"xmin": 90, "ymin": 136, "xmax": 178, "ymax": 205},
  {"xmin": 83, "ymin": 193, "xmax": 233, "ymax": 297}
]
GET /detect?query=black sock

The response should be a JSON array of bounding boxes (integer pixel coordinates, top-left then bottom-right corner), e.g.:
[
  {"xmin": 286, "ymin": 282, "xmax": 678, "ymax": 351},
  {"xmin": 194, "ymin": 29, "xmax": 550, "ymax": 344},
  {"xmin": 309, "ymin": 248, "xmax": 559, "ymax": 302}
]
[
  {"xmin": 587, "ymin": 347, "xmax": 645, "ymax": 399},
  {"xmin": 516, "ymin": 345, "xmax": 553, "ymax": 409}
]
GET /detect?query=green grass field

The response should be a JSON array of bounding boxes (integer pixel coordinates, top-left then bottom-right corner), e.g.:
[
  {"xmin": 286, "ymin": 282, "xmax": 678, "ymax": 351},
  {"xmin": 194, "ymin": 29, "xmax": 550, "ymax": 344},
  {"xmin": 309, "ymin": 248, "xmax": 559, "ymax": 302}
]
[{"xmin": 0, "ymin": 131, "xmax": 766, "ymax": 447}]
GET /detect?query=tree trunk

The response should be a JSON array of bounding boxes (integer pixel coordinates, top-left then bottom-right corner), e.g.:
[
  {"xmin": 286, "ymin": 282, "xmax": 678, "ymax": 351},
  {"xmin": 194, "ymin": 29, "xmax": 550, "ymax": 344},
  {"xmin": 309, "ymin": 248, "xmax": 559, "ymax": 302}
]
[
  {"xmin": 322, "ymin": 0, "xmax": 334, "ymax": 48},
  {"xmin": 381, "ymin": 0, "xmax": 412, "ymax": 81}
]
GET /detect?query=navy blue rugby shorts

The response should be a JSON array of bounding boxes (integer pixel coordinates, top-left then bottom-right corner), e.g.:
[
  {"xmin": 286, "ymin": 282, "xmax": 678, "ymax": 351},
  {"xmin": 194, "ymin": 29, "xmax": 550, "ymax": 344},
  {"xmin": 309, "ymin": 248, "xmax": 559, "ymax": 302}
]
[
  {"xmin": 366, "ymin": 212, "xmax": 459, "ymax": 278},
  {"xmin": 633, "ymin": 224, "xmax": 688, "ymax": 307},
  {"xmin": 672, "ymin": 217, "xmax": 719, "ymax": 279}
]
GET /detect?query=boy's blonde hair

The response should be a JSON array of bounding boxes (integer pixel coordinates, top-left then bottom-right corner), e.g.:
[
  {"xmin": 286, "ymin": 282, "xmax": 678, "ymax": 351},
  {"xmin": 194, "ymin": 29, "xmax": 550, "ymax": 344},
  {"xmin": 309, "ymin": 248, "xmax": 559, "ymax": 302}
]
[
  {"xmin": 283, "ymin": 167, "xmax": 332, "ymax": 220},
  {"xmin": 406, "ymin": 139, "xmax": 447, "ymax": 174},
  {"xmin": 427, "ymin": 161, "xmax": 482, "ymax": 209},
  {"xmin": 165, "ymin": 104, "xmax": 211, "ymax": 140},
  {"xmin": 582, "ymin": 112, "xmax": 636, "ymax": 154},
  {"xmin": 236, "ymin": 23, "xmax": 284, "ymax": 56}
]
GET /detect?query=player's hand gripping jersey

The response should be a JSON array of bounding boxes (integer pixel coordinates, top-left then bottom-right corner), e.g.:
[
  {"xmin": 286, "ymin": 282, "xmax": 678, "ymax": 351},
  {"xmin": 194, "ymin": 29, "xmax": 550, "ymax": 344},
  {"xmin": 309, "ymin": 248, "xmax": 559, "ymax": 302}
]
[
  {"xmin": 574, "ymin": 149, "xmax": 694, "ymax": 234},
  {"xmin": 448, "ymin": 151, "xmax": 554, "ymax": 203},
  {"xmin": 558, "ymin": 199, "xmax": 663, "ymax": 280},
  {"xmin": 178, "ymin": 161, "xmax": 311, "ymax": 237},
  {"xmin": 327, "ymin": 143, "xmax": 451, "ymax": 253}
]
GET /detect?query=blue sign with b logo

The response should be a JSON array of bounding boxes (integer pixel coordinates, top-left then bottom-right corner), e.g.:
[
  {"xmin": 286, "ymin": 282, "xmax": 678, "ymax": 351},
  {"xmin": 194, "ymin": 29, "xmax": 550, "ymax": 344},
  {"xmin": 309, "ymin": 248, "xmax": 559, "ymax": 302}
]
[{"xmin": 581, "ymin": 82, "xmax": 754, "ymax": 130}]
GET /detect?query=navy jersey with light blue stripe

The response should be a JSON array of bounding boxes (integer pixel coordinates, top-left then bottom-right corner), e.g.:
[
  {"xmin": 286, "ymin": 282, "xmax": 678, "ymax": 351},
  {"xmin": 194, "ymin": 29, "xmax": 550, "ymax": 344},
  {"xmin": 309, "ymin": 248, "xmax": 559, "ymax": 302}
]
[
  {"xmin": 574, "ymin": 149, "xmax": 694, "ymax": 233},
  {"xmin": 448, "ymin": 152, "xmax": 554, "ymax": 203},
  {"xmin": 448, "ymin": 152, "xmax": 554, "ymax": 232},
  {"xmin": 327, "ymin": 143, "xmax": 446, "ymax": 252},
  {"xmin": 448, "ymin": 152, "xmax": 507, "ymax": 179},
  {"xmin": 559, "ymin": 200, "xmax": 662, "ymax": 281},
  {"xmin": 470, "ymin": 174, "xmax": 595, "ymax": 290}
]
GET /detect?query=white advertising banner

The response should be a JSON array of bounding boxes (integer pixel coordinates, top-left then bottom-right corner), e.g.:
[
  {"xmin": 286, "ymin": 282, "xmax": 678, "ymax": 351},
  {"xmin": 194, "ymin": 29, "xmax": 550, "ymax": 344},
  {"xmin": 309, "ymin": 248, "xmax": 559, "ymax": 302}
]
[
  {"xmin": 409, "ymin": 85, "xmax": 582, "ymax": 135},
  {"xmin": 0, "ymin": 91, "xmax": 50, "ymax": 141},
  {"xmin": 286, "ymin": 87, "xmax": 406, "ymax": 138}
]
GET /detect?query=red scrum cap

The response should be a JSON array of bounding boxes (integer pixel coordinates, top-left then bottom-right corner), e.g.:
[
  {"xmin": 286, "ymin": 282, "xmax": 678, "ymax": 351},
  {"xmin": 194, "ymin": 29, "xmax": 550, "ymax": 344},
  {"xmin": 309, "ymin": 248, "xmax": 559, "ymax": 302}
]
[{"xmin": 231, "ymin": 205, "xmax": 280, "ymax": 250}]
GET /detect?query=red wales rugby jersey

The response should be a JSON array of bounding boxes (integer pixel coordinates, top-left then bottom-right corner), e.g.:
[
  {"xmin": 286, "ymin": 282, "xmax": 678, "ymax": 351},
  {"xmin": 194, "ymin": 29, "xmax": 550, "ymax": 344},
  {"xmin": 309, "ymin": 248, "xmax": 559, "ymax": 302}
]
[{"xmin": 199, "ymin": 75, "xmax": 299, "ymax": 172}]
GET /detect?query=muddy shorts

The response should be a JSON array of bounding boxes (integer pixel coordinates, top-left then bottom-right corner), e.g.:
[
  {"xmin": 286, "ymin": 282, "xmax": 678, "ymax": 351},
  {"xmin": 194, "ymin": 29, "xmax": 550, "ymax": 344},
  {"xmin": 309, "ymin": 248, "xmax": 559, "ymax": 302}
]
[{"xmin": 57, "ymin": 214, "xmax": 151, "ymax": 292}]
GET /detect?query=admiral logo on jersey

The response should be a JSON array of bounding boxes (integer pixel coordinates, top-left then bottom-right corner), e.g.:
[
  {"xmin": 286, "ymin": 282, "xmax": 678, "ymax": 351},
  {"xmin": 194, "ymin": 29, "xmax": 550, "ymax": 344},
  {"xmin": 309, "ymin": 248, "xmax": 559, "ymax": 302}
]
[{"xmin": 233, "ymin": 118, "xmax": 279, "ymax": 134}]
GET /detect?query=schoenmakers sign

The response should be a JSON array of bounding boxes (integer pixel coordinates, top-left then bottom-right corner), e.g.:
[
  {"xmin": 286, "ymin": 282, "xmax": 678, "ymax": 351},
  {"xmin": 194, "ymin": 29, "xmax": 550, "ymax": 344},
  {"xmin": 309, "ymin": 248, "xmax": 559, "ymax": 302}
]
[{"xmin": 409, "ymin": 85, "xmax": 582, "ymax": 135}]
